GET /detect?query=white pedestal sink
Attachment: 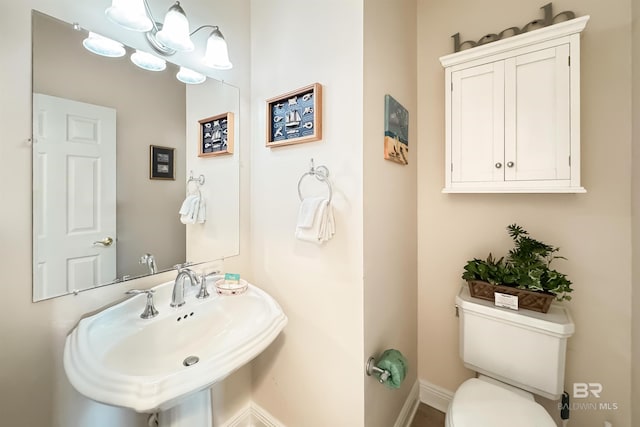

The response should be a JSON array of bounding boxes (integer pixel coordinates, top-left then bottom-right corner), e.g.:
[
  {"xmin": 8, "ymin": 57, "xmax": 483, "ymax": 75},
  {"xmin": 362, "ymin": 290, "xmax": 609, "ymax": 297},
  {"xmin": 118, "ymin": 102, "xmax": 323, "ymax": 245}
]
[
  {"xmin": 158, "ymin": 389, "xmax": 212, "ymax": 427},
  {"xmin": 63, "ymin": 279, "xmax": 287, "ymax": 426}
]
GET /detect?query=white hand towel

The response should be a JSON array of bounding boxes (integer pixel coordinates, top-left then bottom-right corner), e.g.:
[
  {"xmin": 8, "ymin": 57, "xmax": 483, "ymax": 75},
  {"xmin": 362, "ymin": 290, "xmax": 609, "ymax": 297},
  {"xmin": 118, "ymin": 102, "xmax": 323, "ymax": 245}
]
[
  {"xmin": 179, "ymin": 195, "xmax": 200, "ymax": 224},
  {"xmin": 319, "ymin": 202, "xmax": 335, "ymax": 242},
  {"xmin": 295, "ymin": 198, "xmax": 327, "ymax": 243},
  {"xmin": 196, "ymin": 197, "xmax": 206, "ymax": 224},
  {"xmin": 297, "ymin": 197, "xmax": 325, "ymax": 228},
  {"xmin": 295, "ymin": 198, "xmax": 335, "ymax": 244},
  {"xmin": 189, "ymin": 198, "xmax": 200, "ymax": 223},
  {"xmin": 179, "ymin": 195, "xmax": 196, "ymax": 224}
]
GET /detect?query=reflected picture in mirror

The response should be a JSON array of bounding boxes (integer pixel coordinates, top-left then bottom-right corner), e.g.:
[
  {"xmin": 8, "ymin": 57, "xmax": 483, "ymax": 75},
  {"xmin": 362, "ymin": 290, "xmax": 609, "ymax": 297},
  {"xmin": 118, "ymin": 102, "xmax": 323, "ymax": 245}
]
[
  {"xmin": 31, "ymin": 11, "xmax": 240, "ymax": 301},
  {"xmin": 150, "ymin": 145, "xmax": 176, "ymax": 180}
]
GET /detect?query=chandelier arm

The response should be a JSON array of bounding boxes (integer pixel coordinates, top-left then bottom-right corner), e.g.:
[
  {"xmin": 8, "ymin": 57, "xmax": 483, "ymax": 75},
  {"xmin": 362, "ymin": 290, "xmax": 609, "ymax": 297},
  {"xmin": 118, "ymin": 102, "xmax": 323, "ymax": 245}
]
[
  {"xmin": 142, "ymin": 0, "xmax": 161, "ymax": 33},
  {"xmin": 190, "ymin": 25, "xmax": 219, "ymax": 36}
]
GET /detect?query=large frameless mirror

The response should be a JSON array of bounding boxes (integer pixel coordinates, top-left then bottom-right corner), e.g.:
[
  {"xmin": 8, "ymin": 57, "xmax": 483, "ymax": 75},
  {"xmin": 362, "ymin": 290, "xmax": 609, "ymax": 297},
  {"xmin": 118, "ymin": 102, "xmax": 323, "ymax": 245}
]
[{"xmin": 32, "ymin": 11, "xmax": 240, "ymax": 301}]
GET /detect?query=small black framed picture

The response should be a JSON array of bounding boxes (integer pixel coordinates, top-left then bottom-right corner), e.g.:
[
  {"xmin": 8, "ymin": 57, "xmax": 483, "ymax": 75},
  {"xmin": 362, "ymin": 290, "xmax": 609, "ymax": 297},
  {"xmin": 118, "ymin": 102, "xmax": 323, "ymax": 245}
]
[{"xmin": 150, "ymin": 145, "xmax": 175, "ymax": 180}]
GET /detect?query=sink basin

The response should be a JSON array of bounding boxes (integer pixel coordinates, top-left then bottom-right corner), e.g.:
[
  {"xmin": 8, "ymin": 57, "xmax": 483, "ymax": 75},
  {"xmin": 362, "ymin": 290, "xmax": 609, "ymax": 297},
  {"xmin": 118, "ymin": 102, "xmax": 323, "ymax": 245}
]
[{"xmin": 64, "ymin": 279, "xmax": 287, "ymax": 413}]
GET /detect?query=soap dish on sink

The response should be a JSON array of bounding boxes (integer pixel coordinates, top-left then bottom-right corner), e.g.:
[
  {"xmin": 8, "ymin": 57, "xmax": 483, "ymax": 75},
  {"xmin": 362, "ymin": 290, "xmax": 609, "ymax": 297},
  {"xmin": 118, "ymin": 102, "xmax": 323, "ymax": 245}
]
[{"xmin": 215, "ymin": 278, "xmax": 248, "ymax": 296}]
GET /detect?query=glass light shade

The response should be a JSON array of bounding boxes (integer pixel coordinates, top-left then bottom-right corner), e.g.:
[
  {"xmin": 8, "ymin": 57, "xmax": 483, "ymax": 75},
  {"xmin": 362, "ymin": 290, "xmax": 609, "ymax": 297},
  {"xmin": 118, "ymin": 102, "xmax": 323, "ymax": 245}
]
[
  {"xmin": 105, "ymin": 0, "xmax": 153, "ymax": 32},
  {"xmin": 202, "ymin": 29, "xmax": 233, "ymax": 70},
  {"xmin": 176, "ymin": 67, "xmax": 206, "ymax": 84},
  {"xmin": 130, "ymin": 50, "xmax": 167, "ymax": 71},
  {"xmin": 82, "ymin": 32, "xmax": 126, "ymax": 58},
  {"xmin": 155, "ymin": 2, "xmax": 194, "ymax": 52}
]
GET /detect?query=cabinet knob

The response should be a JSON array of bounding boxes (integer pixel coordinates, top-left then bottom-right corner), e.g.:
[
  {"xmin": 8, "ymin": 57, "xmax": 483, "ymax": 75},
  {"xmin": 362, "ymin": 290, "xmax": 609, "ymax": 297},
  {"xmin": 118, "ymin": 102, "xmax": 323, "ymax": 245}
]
[
  {"xmin": 507, "ymin": 161, "xmax": 515, "ymax": 168},
  {"xmin": 495, "ymin": 162, "xmax": 502, "ymax": 169}
]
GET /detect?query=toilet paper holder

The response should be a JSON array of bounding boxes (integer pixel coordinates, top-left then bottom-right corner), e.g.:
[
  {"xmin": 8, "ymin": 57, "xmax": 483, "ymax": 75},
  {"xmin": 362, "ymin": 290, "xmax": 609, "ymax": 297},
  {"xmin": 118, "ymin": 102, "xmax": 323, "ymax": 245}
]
[{"xmin": 365, "ymin": 356, "xmax": 391, "ymax": 383}]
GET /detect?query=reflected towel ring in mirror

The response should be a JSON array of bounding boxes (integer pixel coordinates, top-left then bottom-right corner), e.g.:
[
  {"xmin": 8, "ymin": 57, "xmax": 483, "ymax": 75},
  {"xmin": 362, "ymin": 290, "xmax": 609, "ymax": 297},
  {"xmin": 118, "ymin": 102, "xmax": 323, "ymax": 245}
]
[
  {"xmin": 187, "ymin": 171, "xmax": 205, "ymax": 195},
  {"xmin": 297, "ymin": 158, "xmax": 332, "ymax": 203},
  {"xmin": 187, "ymin": 181, "xmax": 201, "ymax": 197},
  {"xmin": 187, "ymin": 171, "xmax": 205, "ymax": 185}
]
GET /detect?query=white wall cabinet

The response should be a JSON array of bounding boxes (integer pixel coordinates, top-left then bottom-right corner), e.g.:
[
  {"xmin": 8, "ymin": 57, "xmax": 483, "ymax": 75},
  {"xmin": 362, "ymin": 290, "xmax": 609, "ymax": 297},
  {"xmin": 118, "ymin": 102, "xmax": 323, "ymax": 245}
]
[{"xmin": 440, "ymin": 16, "xmax": 589, "ymax": 193}]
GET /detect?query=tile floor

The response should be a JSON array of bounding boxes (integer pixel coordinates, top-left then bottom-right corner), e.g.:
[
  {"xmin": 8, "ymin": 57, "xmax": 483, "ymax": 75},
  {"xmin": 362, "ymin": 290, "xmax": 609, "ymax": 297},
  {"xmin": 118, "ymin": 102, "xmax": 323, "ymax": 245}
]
[{"xmin": 410, "ymin": 403, "xmax": 446, "ymax": 427}]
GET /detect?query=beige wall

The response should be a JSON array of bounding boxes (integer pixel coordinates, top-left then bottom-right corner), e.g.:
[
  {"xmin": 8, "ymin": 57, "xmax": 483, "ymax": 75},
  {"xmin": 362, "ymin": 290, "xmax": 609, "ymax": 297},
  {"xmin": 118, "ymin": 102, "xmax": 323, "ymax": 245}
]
[
  {"xmin": 249, "ymin": 0, "xmax": 419, "ymax": 424},
  {"xmin": 632, "ymin": 0, "xmax": 640, "ymax": 423},
  {"xmin": 417, "ymin": 0, "xmax": 633, "ymax": 426},
  {"xmin": 0, "ymin": 0, "xmax": 250, "ymax": 426},
  {"xmin": 363, "ymin": 0, "xmax": 418, "ymax": 426},
  {"xmin": 248, "ymin": 0, "xmax": 366, "ymax": 425}
]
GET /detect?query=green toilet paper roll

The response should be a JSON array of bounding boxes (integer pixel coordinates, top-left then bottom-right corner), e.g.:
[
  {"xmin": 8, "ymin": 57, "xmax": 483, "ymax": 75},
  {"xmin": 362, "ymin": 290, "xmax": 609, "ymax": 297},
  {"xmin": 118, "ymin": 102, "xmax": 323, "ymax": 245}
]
[{"xmin": 375, "ymin": 349, "xmax": 408, "ymax": 389}]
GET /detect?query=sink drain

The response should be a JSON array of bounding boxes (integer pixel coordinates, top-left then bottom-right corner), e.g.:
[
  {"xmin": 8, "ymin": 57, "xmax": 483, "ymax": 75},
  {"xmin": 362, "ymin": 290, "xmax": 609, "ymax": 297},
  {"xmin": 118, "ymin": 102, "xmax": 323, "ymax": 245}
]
[{"xmin": 183, "ymin": 356, "xmax": 199, "ymax": 367}]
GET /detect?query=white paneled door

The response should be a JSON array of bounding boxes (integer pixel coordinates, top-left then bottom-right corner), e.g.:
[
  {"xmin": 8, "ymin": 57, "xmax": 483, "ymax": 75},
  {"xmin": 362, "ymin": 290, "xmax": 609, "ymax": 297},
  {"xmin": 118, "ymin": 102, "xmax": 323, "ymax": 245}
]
[{"xmin": 33, "ymin": 93, "xmax": 116, "ymax": 300}]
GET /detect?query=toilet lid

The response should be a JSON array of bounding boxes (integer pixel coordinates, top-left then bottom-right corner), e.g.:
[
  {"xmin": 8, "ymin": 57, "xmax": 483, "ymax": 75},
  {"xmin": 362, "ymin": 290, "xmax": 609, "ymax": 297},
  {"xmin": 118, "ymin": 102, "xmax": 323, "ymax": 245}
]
[{"xmin": 449, "ymin": 378, "xmax": 556, "ymax": 427}]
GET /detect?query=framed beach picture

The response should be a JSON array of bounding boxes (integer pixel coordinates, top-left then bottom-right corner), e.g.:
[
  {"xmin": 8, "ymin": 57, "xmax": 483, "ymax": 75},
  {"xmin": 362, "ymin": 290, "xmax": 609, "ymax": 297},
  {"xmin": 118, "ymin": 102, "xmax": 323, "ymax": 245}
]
[
  {"xmin": 198, "ymin": 112, "xmax": 234, "ymax": 157},
  {"xmin": 266, "ymin": 83, "xmax": 322, "ymax": 148},
  {"xmin": 384, "ymin": 94, "xmax": 409, "ymax": 165},
  {"xmin": 149, "ymin": 145, "xmax": 175, "ymax": 180}
]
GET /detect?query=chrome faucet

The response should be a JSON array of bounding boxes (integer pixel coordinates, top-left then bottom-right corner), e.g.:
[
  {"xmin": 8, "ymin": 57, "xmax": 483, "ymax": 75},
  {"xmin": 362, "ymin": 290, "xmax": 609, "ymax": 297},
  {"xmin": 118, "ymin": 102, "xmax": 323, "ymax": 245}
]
[
  {"xmin": 139, "ymin": 253, "xmax": 158, "ymax": 275},
  {"xmin": 171, "ymin": 266, "xmax": 200, "ymax": 307}
]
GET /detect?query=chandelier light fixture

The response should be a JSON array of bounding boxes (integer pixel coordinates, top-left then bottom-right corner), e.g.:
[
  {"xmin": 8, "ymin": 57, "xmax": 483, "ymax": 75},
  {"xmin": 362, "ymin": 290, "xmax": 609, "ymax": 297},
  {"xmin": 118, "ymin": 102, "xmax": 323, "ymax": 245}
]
[
  {"xmin": 82, "ymin": 31, "xmax": 126, "ymax": 58},
  {"xmin": 130, "ymin": 49, "xmax": 167, "ymax": 71},
  {"xmin": 176, "ymin": 66, "xmax": 206, "ymax": 84},
  {"xmin": 105, "ymin": 0, "xmax": 232, "ymax": 68},
  {"xmin": 81, "ymin": 0, "xmax": 232, "ymax": 84}
]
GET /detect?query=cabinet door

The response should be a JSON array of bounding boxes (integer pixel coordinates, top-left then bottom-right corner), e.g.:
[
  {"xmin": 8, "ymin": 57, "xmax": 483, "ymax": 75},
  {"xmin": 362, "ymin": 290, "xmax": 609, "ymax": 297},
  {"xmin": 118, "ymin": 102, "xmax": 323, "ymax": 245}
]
[
  {"xmin": 504, "ymin": 45, "xmax": 570, "ymax": 181},
  {"xmin": 451, "ymin": 61, "xmax": 505, "ymax": 183}
]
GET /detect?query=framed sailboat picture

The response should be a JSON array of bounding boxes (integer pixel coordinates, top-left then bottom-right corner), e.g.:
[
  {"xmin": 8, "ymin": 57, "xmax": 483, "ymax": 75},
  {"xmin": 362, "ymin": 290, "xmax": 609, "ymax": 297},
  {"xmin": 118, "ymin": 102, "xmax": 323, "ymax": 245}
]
[
  {"xmin": 384, "ymin": 94, "xmax": 409, "ymax": 165},
  {"xmin": 266, "ymin": 83, "xmax": 322, "ymax": 148},
  {"xmin": 198, "ymin": 112, "xmax": 234, "ymax": 157}
]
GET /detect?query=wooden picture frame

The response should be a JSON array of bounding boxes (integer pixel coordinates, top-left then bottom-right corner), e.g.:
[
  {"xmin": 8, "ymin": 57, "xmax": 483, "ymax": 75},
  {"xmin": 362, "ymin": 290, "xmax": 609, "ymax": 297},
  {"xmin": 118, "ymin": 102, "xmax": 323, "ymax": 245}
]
[
  {"xmin": 266, "ymin": 83, "xmax": 322, "ymax": 148},
  {"xmin": 149, "ymin": 145, "xmax": 175, "ymax": 180},
  {"xmin": 198, "ymin": 112, "xmax": 234, "ymax": 157}
]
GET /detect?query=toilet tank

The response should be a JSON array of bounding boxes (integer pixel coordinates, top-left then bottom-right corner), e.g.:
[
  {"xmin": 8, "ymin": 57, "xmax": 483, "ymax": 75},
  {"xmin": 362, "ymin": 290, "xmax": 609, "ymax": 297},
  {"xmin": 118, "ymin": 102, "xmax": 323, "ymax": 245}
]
[{"xmin": 456, "ymin": 284, "xmax": 575, "ymax": 400}]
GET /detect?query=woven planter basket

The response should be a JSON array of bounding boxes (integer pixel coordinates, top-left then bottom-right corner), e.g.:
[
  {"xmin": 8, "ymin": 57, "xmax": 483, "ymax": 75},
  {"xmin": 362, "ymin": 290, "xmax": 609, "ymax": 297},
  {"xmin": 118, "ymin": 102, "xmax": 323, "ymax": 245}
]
[{"xmin": 467, "ymin": 280, "xmax": 555, "ymax": 313}]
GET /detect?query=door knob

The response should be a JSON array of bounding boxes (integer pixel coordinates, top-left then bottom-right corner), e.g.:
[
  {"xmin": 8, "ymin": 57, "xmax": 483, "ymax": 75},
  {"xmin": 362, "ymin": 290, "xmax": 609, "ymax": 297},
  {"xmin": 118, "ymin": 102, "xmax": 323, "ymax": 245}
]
[
  {"xmin": 495, "ymin": 162, "xmax": 502, "ymax": 169},
  {"xmin": 93, "ymin": 237, "xmax": 114, "ymax": 247},
  {"xmin": 507, "ymin": 161, "xmax": 515, "ymax": 168}
]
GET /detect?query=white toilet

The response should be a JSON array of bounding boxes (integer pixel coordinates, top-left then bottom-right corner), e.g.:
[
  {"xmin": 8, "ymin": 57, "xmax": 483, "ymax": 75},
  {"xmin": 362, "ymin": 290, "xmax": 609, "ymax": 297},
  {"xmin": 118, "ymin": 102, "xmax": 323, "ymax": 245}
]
[{"xmin": 446, "ymin": 284, "xmax": 575, "ymax": 427}]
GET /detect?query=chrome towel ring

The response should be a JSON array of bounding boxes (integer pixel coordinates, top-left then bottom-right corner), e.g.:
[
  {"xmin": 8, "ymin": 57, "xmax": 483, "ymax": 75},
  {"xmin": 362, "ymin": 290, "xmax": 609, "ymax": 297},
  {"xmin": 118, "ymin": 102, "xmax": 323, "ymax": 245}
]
[
  {"xmin": 297, "ymin": 158, "xmax": 332, "ymax": 203},
  {"xmin": 187, "ymin": 170, "xmax": 205, "ymax": 196},
  {"xmin": 187, "ymin": 170, "xmax": 205, "ymax": 186}
]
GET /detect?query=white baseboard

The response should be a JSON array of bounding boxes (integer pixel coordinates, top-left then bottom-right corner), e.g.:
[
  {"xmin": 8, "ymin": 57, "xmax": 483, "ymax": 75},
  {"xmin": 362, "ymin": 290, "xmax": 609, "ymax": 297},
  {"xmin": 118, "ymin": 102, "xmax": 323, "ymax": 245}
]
[
  {"xmin": 394, "ymin": 380, "xmax": 420, "ymax": 427},
  {"xmin": 220, "ymin": 402, "xmax": 285, "ymax": 427},
  {"xmin": 222, "ymin": 380, "xmax": 422, "ymax": 427},
  {"xmin": 218, "ymin": 405, "xmax": 253, "ymax": 427},
  {"xmin": 249, "ymin": 404, "xmax": 286, "ymax": 427},
  {"xmin": 419, "ymin": 379, "xmax": 454, "ymax": 413}
]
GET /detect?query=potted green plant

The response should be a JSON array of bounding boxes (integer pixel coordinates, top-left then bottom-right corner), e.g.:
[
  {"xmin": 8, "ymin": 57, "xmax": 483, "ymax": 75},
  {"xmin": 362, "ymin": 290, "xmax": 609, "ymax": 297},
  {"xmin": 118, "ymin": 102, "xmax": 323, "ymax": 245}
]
[{"xmin": 461, "ymin": 224, "xmax": 573, "ymax": 313}]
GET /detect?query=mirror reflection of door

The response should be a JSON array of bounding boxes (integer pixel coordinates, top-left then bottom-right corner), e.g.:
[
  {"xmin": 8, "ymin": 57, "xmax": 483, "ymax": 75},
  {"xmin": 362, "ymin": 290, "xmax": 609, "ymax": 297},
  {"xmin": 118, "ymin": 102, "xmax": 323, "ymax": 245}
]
[{"xmin": 33, "ymin": 93, "xmax": 116, "ymax": 300}]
